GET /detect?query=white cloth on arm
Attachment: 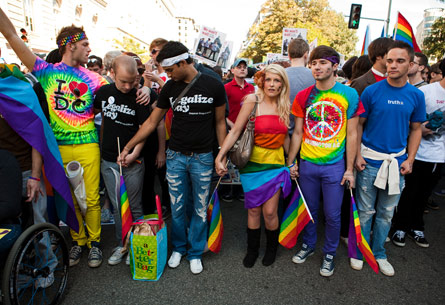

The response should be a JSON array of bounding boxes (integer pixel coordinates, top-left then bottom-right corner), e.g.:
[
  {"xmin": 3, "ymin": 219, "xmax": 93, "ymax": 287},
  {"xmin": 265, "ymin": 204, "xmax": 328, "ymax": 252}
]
[{"xmin": 361, "ymin": 143, "xmax": 406, "ymax": 195}]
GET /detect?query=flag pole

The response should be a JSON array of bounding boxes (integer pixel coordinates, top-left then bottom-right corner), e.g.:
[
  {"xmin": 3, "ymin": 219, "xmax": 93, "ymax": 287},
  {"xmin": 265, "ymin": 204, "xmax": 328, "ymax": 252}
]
[
  {"xmin": 214, "ymin": 159, "xmax": 230, "ymax": 191},
  {"xmin": 117, "ymin": 137, "xmax": 122, "ymax": 176},
  {"xmin": 293, "ymin": 178, "xmax": 314, "ymax": 223}
]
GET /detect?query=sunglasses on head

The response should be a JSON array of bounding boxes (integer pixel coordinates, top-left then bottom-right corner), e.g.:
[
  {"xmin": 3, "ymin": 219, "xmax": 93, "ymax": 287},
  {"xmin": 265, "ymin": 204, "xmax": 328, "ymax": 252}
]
[
  {"xmin": 87, "ymin": 58, "xmax": 99, "ymax": 64},
  {"xmin": 137, "ymin": 67, "xmax": 145, "ymax": 75}
]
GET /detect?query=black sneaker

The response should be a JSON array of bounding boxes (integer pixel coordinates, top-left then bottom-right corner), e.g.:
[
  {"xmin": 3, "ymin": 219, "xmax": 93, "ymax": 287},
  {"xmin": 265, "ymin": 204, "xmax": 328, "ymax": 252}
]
[
  {"xmin": 222, "ymin": 193, "xmax": 233, "ymax": 202},
  {"xmin": 392, "ymin": 230, "xmax": 406, "ymax": 247},
  {"xmin": 69, "ymin": 244, "xmax": 83, "ymax": 267},
  {"xmin": 88, "ymin": 243, "xmax": 103, "ymax": 268},
  {"xmin": 237, "ymin": 193, "xmax": 245, "ymax": 202},
  {"xmin": 408, "ymin": 230, "xmax": 429, "ymax": 248},
  {"xmin": 320, "ymin": 254, "xmax": 335, "ymax": 277}
]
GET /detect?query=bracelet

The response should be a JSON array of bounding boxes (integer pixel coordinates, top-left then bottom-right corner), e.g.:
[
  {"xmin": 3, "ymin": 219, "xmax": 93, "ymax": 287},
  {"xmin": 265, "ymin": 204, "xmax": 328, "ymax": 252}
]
[{"xmin": 29, "ymin": 176, "xmax": 40, "ymax": 182}]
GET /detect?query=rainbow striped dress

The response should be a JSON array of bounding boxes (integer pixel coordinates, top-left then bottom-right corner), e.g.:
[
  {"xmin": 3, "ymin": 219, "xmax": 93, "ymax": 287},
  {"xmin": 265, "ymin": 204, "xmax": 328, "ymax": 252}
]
[{"xmin": 240, "ymin": 115, "xmax": 291, "ymax": 209}]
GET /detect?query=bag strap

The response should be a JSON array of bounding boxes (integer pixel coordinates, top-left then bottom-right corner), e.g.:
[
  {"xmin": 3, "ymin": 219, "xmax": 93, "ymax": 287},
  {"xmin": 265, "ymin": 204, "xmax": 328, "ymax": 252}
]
[
  {"xmin": 132, "ymin": 195, "xmax": 164, "ymax": 226},
  {"xmin": 248, "ymin": 95, "xmax": 259, "ymax": 121},
  {"xmin": 172, "ymin": 71, "xmax": 202, "ymax": 111}
]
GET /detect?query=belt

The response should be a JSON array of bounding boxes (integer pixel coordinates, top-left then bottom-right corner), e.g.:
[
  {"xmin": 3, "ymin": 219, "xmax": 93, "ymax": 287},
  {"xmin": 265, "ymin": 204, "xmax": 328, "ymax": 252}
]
[{"xmin": 179, "ymin": 151, "xmax": 194, "ymax": 156}]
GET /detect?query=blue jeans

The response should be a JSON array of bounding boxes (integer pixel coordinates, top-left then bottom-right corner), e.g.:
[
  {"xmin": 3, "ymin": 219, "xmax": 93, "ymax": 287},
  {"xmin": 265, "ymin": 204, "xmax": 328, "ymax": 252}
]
[
  {"xmin": 101, "ymin": 159, "xmax": 144, "ymax": 245},
  {"xmin": 355, "ymin": 164, "xmax": 405, "ymax": 259},
  {"xmin": 166, "ymin": 149, "xmax": 213, "ymax": 260}
]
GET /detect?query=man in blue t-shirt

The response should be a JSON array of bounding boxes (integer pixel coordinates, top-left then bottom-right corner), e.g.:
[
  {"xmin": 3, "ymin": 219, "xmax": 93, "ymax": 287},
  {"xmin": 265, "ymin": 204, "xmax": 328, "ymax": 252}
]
[{"xmin": 354, "ymin": 41, "xmax": 426, "ymax": 276}]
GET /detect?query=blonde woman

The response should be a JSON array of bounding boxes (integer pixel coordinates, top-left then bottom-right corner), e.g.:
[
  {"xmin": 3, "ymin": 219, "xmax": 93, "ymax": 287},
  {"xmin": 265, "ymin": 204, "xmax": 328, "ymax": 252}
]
[{"xmin": 215, "ymin": 64, "xmax": 291, "ymax": 268}]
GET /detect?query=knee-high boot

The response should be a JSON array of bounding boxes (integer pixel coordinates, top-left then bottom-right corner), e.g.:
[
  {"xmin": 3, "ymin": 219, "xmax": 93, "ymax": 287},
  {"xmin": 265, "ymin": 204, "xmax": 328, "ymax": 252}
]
[
  {"xmin": 262, "ymin": 228, "xmax": 279, "ymax": 266},
  {"xmin": 243, "ymin": 228, "xmax": 261, "ymax": 268}
]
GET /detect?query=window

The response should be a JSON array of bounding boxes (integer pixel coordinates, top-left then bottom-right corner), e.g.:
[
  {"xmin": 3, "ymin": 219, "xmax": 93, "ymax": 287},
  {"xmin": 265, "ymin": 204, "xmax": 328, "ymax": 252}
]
[
  {"xmin": 23, "ymin": 0, "xmax": 34, "ymax": 31},
  {"xmin": 179, "ymin": 26, "xmax": 181, "ymax": 30},
  {"xmin": 75, "ymin": 5, "xmax": 83, "ymax": 18}
]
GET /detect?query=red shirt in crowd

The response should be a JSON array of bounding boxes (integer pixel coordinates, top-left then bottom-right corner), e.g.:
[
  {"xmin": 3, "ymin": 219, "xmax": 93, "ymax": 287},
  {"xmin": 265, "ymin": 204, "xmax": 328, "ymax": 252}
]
[{"xmin": 224, "ymin": 79, "xmax": 255, "ymax": 123}]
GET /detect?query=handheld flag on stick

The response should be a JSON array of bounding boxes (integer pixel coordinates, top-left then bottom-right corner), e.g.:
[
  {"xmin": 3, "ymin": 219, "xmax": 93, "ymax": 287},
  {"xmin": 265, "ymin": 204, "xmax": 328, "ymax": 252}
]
[
  {"xmin": 347, "ymin": 185, "xmax": 379, "ymax": 274},
  {"xmin": 207, "ymin": 160, "xmax": 229, "ymax": 253},
  {"xmin": 117, "ymin": 137, "xmax": 133, "ymax": 243},
  {"xmin": 394, "ymin": 12, "xmax": 421, "ymax": 52},
  {"xmin": 279, "ymin": 179, "xmax": 314, "ymax": 249}
]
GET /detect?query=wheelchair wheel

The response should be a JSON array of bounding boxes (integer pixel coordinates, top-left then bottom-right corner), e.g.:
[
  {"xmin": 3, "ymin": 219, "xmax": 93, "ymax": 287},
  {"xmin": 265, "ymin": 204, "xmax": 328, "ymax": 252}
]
[{"xmin": 1, "ymin": 223, "xmax": 69, "ymax": 305}]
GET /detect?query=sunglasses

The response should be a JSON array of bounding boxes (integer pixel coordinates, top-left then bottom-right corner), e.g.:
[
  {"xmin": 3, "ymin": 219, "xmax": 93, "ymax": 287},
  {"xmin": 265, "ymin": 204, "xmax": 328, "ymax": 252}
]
[
  {"xmin": 137, "ymin": 67, "xmax": 145, "ymax": 75},
  {"xmin": 151, "ymin": 49, "xmax": 160, "ymax": 55}
]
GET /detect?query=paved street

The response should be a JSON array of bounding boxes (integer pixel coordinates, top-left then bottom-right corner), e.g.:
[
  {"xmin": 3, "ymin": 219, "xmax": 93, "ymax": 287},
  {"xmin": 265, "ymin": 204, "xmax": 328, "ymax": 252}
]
[{"xmin": 62, "ymin": 186, "xmax": 445, "ymax": 305}]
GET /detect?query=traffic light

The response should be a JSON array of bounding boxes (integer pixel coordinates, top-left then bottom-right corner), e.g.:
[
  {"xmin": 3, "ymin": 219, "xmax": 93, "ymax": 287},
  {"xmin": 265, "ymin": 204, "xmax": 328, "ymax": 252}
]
[
  {"xmin": 20, "ymin": 28, "xmax": 28, "ymax": 44},
  {"xmin": 348, "ymin": 4, "xmax": 362, "ymax": 29}
]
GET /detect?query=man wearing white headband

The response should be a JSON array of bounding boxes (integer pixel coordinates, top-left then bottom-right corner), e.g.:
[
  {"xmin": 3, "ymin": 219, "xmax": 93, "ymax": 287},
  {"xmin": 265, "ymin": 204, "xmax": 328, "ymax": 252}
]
[{"xmin": 119, "ymin": 41, "xmax": 227, "ymax": 275}]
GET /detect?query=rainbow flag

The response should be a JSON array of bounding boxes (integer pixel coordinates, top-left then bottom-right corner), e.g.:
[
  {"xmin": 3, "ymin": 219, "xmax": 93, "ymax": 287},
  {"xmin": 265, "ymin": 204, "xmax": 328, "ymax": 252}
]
[
  {"xmin": 348, "ymin": 192, "xmax": 379, "ymax": 274},
  {"xmin": 361, "ymin": 25, "xmax": 371, "ymax": 56},
  {"xmin": 279, "ymin": 182, "xmax": 313, "ymax": 249},
  {"xmin": 120, "ymin": 175, "xmax": 133, "ymax": 243},
  {"xmin": 207, "ymin": 189, "xmax": 223, "ymax": 253},
  {"xmin": 0, "ymin": 67, "xmax": 78, "ymax": 232},
  {"xmin": 394, "ymin": 12, "xmax": 421, "ymax": 52}
]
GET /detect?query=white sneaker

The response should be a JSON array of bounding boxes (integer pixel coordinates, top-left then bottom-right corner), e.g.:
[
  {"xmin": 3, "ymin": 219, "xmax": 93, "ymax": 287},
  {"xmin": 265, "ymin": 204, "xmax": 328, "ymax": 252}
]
[
  {"xmin": 376, "ymin": 258, "xmax": 395, "ymax": 276},
  {"xmin": 190, "ymin": 259, "xmax": 203, "ymax": 274},
  {"xmin": 350, "ymin": 258, "xmax": 363, "ymax": 271},
  {"xmin": 108, "ymin": 246, "xmax": 127, "ymax": 266},
  {"xmin": 126, "ymin": 253, "xmax": 130, "ymax": 265},
  {"xmin": 168, "ymin": 251, "xmax": 182, "ymax": 268}
]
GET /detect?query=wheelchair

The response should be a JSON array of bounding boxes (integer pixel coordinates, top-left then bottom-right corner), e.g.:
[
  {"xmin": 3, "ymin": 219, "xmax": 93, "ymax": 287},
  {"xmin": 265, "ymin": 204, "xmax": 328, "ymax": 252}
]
[{"xmin": 1, "ymin": 222, "xmax": 69, "ymax": 305}]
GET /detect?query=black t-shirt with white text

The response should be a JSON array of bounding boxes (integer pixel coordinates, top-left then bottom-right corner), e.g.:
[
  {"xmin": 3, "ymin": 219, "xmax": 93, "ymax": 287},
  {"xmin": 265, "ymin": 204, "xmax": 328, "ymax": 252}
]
[
  {"xmin": 157, "ymin": 74, "xmax": 226, "ymax": 153},
  {"xmin": 94, "ymin": 83, "xmax": 151, "ymax": 162}
]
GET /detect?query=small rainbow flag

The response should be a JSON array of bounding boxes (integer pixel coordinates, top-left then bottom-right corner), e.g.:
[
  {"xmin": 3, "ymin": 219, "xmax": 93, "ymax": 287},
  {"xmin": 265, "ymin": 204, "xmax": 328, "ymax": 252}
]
[
  {"xmin": 348, "ymin": 191, "xmax": 379, "ymax": 274},
  {"xmin": 207, "ymin": 189, "xmax": 223, "ymax": 253},
  {"xmin": 279, "ymin": 181, "xmax": 313, "ymax": 249},
  {"xmin": 394, "ymin": 12, "xmax": 421, "ymax": 52},
  {"xmin": 361, "ymin": 25, "xmax": 371, "ymax": 56},
  {"xmin": 120, "ymin": 175, "xmax": 133, "ymax": 243}
]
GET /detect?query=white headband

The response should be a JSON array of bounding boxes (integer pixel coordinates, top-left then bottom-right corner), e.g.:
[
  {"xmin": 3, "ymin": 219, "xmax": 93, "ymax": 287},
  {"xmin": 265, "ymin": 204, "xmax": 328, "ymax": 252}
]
[{"xmin": 160, "ymin": 52, "xmax": 190, "ymax": 67}]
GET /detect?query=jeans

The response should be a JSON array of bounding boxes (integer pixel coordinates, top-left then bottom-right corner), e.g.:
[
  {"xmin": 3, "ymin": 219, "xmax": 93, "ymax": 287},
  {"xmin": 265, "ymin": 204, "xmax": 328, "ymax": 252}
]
[
  {"xmin": 299, "ymin": 159, "xmax": 345, "ymax": 256},
  {"xmin": 101, "ymin": 159, "xmax": 144, "ymax": 245},
  {"xmin": 59, "ymin": 143, "xmax": 101, "ymax": 248},
  {"xmin": 355, "ymin": 164, "xmax": 405, "ymax": 259},
  {"xmin": 166, "ymin": 149, "xmax": 213, "ymax": 260}
]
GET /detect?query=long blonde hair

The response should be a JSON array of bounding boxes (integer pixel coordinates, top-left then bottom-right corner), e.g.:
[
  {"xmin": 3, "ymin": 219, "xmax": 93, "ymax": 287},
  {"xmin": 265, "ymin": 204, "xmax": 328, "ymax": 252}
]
[{"xmin": 254, "ymin": 64, "xmax": 290, "ymax": 127}]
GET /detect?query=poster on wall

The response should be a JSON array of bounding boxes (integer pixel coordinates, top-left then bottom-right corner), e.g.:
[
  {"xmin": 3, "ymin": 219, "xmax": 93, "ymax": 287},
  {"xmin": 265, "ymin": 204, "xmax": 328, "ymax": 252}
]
[
  {"xmin": 281, "ymin": 28, "xmax": 308, "ymax": 57},
  {"xmin": 216, "ymin": 41, "xmax": 233, "ymax": 69},
  {"xmin": 194, "ymin": 25, "xmax": 226, "ymax": 67}
]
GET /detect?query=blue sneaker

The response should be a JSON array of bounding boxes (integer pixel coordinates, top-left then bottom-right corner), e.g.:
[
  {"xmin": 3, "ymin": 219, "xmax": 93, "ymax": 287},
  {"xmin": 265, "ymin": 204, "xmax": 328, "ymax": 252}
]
[
  {"xmin": 292, "ymin": 243, "xmax": 314, "ymax": 264},
  {"xmin": 320, "ymin": 254, "xmax": 335, "ymax": 277}
]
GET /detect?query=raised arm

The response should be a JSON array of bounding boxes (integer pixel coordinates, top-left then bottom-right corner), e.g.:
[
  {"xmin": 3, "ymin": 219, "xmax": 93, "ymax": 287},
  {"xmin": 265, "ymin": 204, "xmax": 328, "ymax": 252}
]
[{"xmin": 0, "ymin": 8, "xmax": 36, "ymax": 70}]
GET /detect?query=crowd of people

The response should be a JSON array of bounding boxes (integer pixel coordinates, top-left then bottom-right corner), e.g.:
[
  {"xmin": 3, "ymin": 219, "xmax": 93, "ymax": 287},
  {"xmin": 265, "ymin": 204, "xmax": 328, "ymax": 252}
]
[{"xmin": 0, "ymin": 5, "xmax": 444, "ymax": 281}]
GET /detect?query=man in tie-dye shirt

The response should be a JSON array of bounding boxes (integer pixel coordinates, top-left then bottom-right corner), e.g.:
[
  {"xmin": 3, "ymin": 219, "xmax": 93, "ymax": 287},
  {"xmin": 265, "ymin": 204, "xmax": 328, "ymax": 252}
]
[
  {"xmin": 0, "ymin": 9, "xmax": 107, "ymax": 268},
  {"xmin": 287, "ymin": 46, "xmax": 364, "ymax": 277}
]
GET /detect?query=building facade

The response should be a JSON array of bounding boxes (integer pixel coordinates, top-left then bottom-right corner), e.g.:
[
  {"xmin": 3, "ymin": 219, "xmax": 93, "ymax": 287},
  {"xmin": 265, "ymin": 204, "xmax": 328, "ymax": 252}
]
[{"xmin": 416, "ymin": 7, "xmax": 445, "ymax": 49}]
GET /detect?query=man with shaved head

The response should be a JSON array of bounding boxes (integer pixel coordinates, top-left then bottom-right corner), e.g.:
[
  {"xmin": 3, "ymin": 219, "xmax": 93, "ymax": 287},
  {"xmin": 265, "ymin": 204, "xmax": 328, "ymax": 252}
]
[{"xmin": 93, "ymin": 55, "xmax": 149, "ymax": 266}]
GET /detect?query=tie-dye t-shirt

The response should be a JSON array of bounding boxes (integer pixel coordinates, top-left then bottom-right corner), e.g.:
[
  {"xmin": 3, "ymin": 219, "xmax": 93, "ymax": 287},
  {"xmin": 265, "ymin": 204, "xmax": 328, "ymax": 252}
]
[
  {"xmin": 292, "ymin": 82, "xmax": 364, "ymax": 165},
  {"xmin": 32, "ymin": 57, "xmax": 108, "ymax": 145}
]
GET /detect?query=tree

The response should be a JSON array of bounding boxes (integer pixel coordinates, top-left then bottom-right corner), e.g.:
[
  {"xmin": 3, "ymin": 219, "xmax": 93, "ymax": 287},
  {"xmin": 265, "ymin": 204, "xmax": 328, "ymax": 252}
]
[
  {"xmin": 423, "ymin": 17, "xmax": 445, "ymax": 60},
  {"xmin": 112, "ymin": 36, "xmax": 150, "ymax": 62},
  {"xmin": 240, "ymin": 0, "xmax": 358, "ymax": 63}
]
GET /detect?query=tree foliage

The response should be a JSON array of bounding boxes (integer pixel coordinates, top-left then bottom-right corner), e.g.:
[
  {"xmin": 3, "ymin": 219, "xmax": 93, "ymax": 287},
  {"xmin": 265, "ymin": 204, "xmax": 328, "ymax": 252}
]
[
  {"xmin": 423, "ymin": 17, "xmax": 445, "ymax": 60},
  {"xmin": 112, "ymin": 36, "xmax": 150, "ymax": 62},
  {"xmin": 240, "ymin": 0, "xmax": 358, "ymax": 63}
]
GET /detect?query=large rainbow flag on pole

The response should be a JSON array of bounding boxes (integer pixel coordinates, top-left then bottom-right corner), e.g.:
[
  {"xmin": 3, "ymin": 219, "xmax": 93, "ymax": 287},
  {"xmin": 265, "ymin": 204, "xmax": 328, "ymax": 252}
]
[
  {"xmin": 207, "ymin": 189, "xmax": 223, "ymax": 253},
  {"xmin": 0, "ymin": 66, "xmax": 79, "ymax": 232},
  {"xmin": 348, "ymin": 189, "xmax": 379, "ymax": 274},
  {"xmin": 361, "ymin": 25, "xmax": 371, "ymax": 56},
  {"xmin": 394, "ymin": 12, "xmax": 421, "ymax": 52},
  {"xmin": 279, "ymin": 180, "xmax": 313, "ymax": 249}
]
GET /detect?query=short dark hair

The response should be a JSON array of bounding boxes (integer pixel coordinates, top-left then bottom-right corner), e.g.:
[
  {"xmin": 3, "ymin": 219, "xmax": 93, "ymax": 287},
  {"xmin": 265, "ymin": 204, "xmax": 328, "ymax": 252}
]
[
  {"xmin": 156, "ymin": 41, "xmax": 193, "ymax": 65},
  {"xmin": 87, "ymin": 55, "xmax": 103, "ymax": 68},
  {"xmin": 367, "ymin": 37, "xmax": 393, "ymax": 64},
  {"xmin": 309, "ymin": 46, "xmax": 340, "ymax": 65},
  {"xmin": 342, "ymin": 56, "xmax": 358, "ymax": 79},
  {"xmin": 439, "ymin": 60, "xmax": 445, "ymax": 76},
  {"xmin": 288, "ymin": 38, "xmax": 309, "ymax": 59},
  {"xmin": 388, "ymin": 41, "xmax": 414, "ymax": 61},
  {"xmin": 414, "ymin": 52, "xmax": 428, "ymax": 67},
  {"xmin": 56, "ymin": 25, "xmax": 85, "ymax": 56},
  {"xmin": 351, "ymin": 55, "xmax": 372, "ymax": 80},
  {"xmin": 45, "ymin": 48, "xmax": 62, "ymax": 64}
]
